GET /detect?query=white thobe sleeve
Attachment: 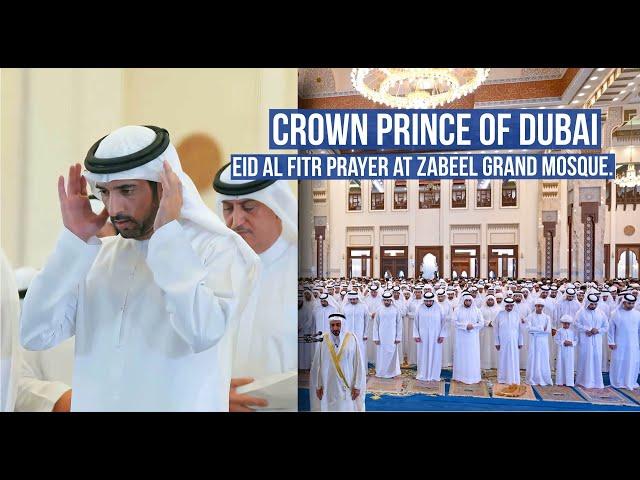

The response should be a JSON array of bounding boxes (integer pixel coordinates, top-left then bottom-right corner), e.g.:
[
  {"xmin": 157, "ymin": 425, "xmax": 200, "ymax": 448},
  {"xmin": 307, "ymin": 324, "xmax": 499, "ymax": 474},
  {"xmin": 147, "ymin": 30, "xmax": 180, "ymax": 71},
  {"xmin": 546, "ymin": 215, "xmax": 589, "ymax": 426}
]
[
  {"xmin": 574, "ymin": 312, "xmax": 590, "ymax": 333},
  {"xmin": 373, "ymin": 315, "xmax": 380, "ymax": 342},
  {"xmin": 311, "ymin": 342, "xmax": 323, "ymax": 390},
  {"xmin": 20, "ymin": 228, "xmax": 101, "ymax": 351},
  {"xmin": 412, "ymin": 312, "xmax": 420, "ymax": 338},
  {"xmin": 439, "ymin": 311, "xmax": 448, "ymax": 338},
  {"xmin": 15, "ymin": 358, "xmax": 70, "ymax": 412},
  {"xmin": 599, "ymin": 314, "xmax": 609, "ymax": 334},
  {"xmin": 518, "ymin": 321, "xmax": 524, "ymax": 346},
  {"xmin": 494, "ymin": 315, "xmax": 501, "ymax": 346},
  {"xmin": 146, "ymin": 221, "xmax": 233, "ymax": 354},
  {"xmin": 454, "ymin": 310, "xmax": 468, "ymax": 331},
  {"xmin": 607, "ymin": 315, "xmax": 616, "ymax": 346},
  {"xmin": 554, "ymin": 330, "xmax": 564, "ymax": 346},
  {"xmin": 396, "ymin": 311, "xmax": 403, "ymax": 342},
  {"xmin": 351, "ymin": 337, "xmax": 364, "ymax": 390}
]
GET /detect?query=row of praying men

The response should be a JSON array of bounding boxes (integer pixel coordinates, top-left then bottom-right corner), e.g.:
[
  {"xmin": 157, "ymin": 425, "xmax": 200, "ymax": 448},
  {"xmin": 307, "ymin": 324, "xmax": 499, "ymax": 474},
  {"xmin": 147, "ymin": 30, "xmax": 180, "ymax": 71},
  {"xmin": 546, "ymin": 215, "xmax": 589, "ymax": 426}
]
[{"xmin": 299, "ymin": 276, "xmax": 640, "ymax": 411}]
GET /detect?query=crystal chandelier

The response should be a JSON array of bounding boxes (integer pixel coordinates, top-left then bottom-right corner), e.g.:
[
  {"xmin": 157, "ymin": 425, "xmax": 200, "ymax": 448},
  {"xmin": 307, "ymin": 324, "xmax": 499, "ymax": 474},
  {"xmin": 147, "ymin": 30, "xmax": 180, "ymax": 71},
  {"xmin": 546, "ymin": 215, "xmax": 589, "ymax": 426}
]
[
  {"xmin": 351, "ymin": 68, "xmax": 490, "ymax": 109},
  {"xmin": 614, "ymin": 162, "xmax": 640, "ymax": 188}
]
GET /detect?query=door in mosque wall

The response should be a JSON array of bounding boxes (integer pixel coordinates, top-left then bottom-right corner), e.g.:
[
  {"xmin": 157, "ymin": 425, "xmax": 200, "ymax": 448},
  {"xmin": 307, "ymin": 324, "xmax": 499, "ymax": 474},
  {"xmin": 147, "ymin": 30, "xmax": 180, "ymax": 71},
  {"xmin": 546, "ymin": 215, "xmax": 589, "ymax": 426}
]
[
  {"xmin": 615, "ymin": 244, "xmax": 640, "ymax": 279},
  {"xmin": 450, "ymin": 246, "xmax": 479, "ymax": 279},
  {"xmin": 379, "ymin": 247, "xmax": 408, "ymax": 279},
  {"xmin": 415, "ymin": 246, "xmax": 444, "ymax": 281},
  {"xmin": 487, "ymin": 245, "xmax": 519, "ymax": 279}
]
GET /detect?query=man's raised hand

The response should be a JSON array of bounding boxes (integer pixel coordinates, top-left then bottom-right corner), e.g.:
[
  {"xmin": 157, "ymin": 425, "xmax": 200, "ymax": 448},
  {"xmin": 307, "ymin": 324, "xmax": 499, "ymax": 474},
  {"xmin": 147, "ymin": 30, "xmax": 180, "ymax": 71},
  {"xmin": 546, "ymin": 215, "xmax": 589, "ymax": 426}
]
[{"xmin": 58, "ymin": 163, "xmax": 108, "ymax": 242}]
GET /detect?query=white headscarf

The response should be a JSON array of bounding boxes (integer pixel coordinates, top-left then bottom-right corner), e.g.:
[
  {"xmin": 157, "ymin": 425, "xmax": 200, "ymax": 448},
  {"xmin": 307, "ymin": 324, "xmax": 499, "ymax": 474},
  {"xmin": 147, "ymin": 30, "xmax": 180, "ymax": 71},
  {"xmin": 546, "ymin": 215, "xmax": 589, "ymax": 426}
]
[
  {"xmin": 214, "ymin": 166, "xmax": 297, "ymax": 245},
  {"xmin": 82, "ymin": 125, "xmax": 261, "ymax": 368},
  {"xmin": 83, "ymin": 126, "xmax": 259, "ymax": 270}
]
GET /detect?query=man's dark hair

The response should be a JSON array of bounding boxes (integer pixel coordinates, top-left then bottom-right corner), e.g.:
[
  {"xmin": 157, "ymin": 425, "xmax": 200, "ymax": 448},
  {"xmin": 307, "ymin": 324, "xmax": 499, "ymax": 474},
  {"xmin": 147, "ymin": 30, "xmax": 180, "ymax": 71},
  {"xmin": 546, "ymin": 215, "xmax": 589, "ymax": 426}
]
[{"xmin": 148, "ymin": 180, "xmax": 159, "ymax": 203}]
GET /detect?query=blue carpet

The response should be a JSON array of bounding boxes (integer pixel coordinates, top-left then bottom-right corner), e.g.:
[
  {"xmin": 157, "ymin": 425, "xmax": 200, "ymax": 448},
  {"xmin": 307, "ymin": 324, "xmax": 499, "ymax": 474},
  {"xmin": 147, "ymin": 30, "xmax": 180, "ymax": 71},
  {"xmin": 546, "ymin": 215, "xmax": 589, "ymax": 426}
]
[{"xmin": 299, "ymin": 370, "xmax": 640, "ymax": 412}]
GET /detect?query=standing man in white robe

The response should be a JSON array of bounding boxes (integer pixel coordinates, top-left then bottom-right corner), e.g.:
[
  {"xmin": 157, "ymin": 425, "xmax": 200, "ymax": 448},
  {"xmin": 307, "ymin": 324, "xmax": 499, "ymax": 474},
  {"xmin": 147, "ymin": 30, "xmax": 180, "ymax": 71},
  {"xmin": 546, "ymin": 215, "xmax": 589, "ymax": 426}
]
[
  {"xmin": 20, "ymin": 125, "xmax": 260, "ymax": 412},
  {"xmin": 524, "ymin": 299, "xmax": 553, "ymax": 386},
  {"xmin": 555, "ymin": 315, "xmax": 578, "ymax": 386},
  {"xmin": 452, "ymin": 293, "xmax": 483, "ymax": 384},
  {"xmin": 494, "ymin": 298, "xmax": 523, "ymax": 385},
  {"xmin": 480, "ymin": 294, "xmax": 500, "ymax": 370},
  {"xmin": 574, "ymin": 294, "xmax": 608, "ymax": 389},
  {"xmin": 413, "ymin": 292, "xmax": 447, "ymax": 381},
  {"xmin": 313, "ymin": 294, "xmax": 337, "ymax": 337},
  {"xmin": 607, "ymin": 294, "xmax": 640, "ymax": 390},
  {"xmin": 215, "ymin": 169, "xmax": 299, "ymax": 411},
  {"xmin": 373, "ymin": 291, "xmax": 402, "ymax": 378},
  {"xmin": 312, "ymin": 314, "xmax": 364, "ymax": 412},
  {"xmin": 437, "ymin": 289, "xmax": 454, "ymax": 368},
  {"xmin": 342, "ymin": 291, "xmax": 369, "ymax": 372},
  {"xmin": 364, "ymin": 285, "xmax": 383, "ymax": 366},
  {"xmin": 298, "ymin": 291, "xmax": 316, "ymax": 370}
]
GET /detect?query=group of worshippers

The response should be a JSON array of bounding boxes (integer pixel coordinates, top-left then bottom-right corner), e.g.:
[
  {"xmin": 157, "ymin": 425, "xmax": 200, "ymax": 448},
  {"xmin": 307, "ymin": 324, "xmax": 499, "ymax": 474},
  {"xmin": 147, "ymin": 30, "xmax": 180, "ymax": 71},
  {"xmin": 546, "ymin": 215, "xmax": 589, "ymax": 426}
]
[
  {"xmin": 1, "ymin": 125, "xmax": 297, "ymax": 412},
  {"xmin": 299, "ymin": 276, "xmax": 640, "ymax": 411}
]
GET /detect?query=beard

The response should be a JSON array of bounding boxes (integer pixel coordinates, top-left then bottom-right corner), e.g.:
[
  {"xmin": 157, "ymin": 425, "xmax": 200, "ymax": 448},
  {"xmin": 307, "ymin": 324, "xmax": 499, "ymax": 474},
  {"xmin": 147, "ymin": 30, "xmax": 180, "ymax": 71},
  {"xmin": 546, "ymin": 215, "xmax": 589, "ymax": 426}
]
[{"xmin": 111, "ymin": 205, "xmax": 158, "ymax": 239}]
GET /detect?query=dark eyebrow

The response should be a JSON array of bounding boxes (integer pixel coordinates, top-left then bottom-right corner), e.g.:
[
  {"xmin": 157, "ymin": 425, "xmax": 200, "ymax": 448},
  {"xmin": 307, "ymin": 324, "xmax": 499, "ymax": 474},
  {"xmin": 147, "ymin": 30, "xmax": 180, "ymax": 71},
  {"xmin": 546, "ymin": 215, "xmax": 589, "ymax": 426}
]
[{"xmin": 113, "ymin": 184, "xmax": 137, "ymax": 191}]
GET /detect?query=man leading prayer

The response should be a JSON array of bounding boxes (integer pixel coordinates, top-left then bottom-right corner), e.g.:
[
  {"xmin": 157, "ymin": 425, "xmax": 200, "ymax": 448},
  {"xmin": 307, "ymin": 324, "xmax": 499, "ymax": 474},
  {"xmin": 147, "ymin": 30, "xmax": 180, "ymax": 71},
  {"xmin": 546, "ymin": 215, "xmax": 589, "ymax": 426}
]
[{"xmin": 20, "ymin": 125, "xmax": 260, "ymax": 412}]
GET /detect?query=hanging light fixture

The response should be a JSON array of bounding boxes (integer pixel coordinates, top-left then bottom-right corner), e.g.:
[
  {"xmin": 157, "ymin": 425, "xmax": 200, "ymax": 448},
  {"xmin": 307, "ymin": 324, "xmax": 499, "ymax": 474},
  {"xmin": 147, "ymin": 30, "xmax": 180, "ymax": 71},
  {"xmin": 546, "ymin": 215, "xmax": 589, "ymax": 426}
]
[
  {"xmin": 614, "ymin": 146, "xmax": 640, "ymax": 188},
  {"xmin": 351, "ymin": 68, "xmax": 490, "ymax": 109}
]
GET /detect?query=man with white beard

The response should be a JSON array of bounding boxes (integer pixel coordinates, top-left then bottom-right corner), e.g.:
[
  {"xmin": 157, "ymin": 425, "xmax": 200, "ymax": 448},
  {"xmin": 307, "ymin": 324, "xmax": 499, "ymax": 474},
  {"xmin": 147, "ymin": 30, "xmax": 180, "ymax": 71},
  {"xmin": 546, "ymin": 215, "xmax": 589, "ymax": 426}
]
[
  {"xmin": 373, "ymin": 291, "xmax": 402, "ymax": 378},
  {"xmin": 437, "ymin": 289, "xmax": 454, "ymax": 368},
  {"xmin": 494, "ymin": 298, "xmax": 523, "ymax": 384},
  {"xmin": 524, "ymin": 299, "xmax": 553, "ymax": 386},
  {"xmin": 574, "ymin": 294, "xmax": 608, "ymax": 389},
  {"xmin": 342, "ymin": 291, "xmax": 370, "ymax": 371},
  {"xmin": 312, "ymin": 314, "xmax": 365, "ymax": 411},
  {"xmin": 480, "ymin": 294, "xmax": 500, "ymax": 370},
  {"xmin": 452, "ymin": 293, "xmax": 483, "ymax": 384},
  {"xmin": 607, "ymin": 294, "xmax": 640, "ymax": 390},
  {"xmin": 413, "ymin": 292, "xmax": 447, "ymax": 381}
]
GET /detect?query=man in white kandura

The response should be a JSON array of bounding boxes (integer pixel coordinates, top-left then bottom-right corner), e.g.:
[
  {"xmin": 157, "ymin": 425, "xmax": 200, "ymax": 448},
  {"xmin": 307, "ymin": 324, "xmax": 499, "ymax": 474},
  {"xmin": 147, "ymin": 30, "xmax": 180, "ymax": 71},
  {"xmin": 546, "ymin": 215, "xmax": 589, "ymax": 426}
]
[
  {"xmin": 555, "ymin": 315, "xmax": 578, "ymax": 386},
  {"xmin": 214, "ymin": 163, "xmax": 297, "ymax": 411},
  {"xmin": 524, "ymin": 298, "xmax": 553, "ymax": 386},
  {"xmin": 574, "ymin": 294, "xmax": 608, "ymax": 389},
  {"xmin": 479, "ymin": 294, "xmax": 500, "ymax": 370},
  {"xmin": 452, "ymin": 293, "xmax": 483, "ymax": 384},
  {"xmin": 342, "ymin": 291, "xmax": 370, "ymax": 372},
  {"xmin": 413, "ymin": 292, "xmax": 447, "ymax": 382},
  {"xmin": 494, "ymin": 297, "xmax": 523, "ymax": 385},
  {"xmin": 312, "ymin": 314, "xmax": 365, "ymax": 412},
  {"xmin": 20, "ymin": 126, "xmax": 259, "ymax": 411},
  {"xmin": 373, "ymin": 291, "xmax": 402, "ymax": 378},
  {"xmin": 313, "ymin": 293, "xmax": 338, "ymax": 337},
  {"xmin": 607, "ymin": 294, "xmax": 640, "ymax": 390}
]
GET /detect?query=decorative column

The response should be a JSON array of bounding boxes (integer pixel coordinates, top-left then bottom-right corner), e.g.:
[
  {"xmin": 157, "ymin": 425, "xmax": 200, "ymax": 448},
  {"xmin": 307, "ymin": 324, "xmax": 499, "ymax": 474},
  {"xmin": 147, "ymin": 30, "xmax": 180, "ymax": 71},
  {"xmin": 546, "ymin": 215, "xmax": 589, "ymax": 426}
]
[
  {"xmin": 579, "ymin": 190, "xmax": 601, "ymax": 282},
  {"xmin": 315, "ymin": 225, "xmax": 326, "ymax": 278},
  {"xmin": 542, "ymin": 210, "xmax": 558, "ymax": 279}
]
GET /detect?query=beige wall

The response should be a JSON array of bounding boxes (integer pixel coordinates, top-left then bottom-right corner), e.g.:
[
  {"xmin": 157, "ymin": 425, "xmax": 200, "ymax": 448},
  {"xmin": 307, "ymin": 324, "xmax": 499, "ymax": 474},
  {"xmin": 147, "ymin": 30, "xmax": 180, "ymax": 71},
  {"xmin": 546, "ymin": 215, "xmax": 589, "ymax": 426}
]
[{"xmin": 1, "ymin": 68, "xmax": 297, "ymax": 268}]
